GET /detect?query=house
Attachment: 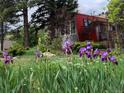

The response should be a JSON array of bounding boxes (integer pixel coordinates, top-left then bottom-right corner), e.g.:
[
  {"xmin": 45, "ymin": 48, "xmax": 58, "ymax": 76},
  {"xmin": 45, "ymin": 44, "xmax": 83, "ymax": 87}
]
[{"xmin": 69, "ymin": 13, "xmax": 108, "ymax": 47}]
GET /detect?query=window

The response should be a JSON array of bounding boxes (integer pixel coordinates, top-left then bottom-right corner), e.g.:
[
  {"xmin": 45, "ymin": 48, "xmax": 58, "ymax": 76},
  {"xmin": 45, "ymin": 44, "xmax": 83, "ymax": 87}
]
[
  {"xmin": 83, "ymin": 19, "xmax": 92, "ymax": 27},
  {"xmin": 99, "ymin": 25, "xmax": 107, "ymax": 40},
  {"xmin": 84, "ymin": 19, "xmax": 88, "ymax": 27}
]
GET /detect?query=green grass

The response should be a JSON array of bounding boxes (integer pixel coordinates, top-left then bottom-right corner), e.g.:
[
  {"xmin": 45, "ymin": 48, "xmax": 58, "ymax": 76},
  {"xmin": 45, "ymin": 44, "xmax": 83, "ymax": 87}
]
[{"xmin": 0, "ymin": 54, "xmax": 124, "ymax": 93}]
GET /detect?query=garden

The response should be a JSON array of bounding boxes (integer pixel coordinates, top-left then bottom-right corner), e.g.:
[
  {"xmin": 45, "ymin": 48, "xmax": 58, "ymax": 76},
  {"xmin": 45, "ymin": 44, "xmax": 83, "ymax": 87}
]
[
  {"xmin": 0, "ymin": 0, "xmax": 124, "ymax": 93},
  {"xmin": 0, "ymin": 39, "xmax": 124, "ymax": 93}
]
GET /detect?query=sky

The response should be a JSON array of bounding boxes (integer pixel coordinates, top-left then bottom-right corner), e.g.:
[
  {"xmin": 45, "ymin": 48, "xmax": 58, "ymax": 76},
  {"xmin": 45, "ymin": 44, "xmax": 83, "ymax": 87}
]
[{"xmin": 78, "ymin": 0, "xmax": 108, "ymax": 15}]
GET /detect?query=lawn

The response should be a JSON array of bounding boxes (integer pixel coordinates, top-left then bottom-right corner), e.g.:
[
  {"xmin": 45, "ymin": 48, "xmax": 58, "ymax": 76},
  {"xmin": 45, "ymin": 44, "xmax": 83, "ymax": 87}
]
[{"xmin": 0, "ymin": 52, "xmax": 124, "ymax": 93}]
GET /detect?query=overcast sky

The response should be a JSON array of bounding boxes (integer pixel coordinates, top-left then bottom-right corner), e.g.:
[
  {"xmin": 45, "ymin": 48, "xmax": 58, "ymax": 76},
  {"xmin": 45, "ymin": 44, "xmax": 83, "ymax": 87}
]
[{"xmin": 78, "ymin": 0, "xmax": 108, "ymax": 15}]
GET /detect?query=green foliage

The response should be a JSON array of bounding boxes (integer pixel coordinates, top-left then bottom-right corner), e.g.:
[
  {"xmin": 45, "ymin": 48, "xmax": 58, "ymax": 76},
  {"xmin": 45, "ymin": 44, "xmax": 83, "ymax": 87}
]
[
  {"xmin": 108, "ymin": 0, "xmax": 124, "ymax": 23},
  {"xmin": 31, "ymin": 0, "xmax": 78, "ymax": 38},
  {"xmin": 0, "ymin": 55, "xmax": 124, "ymax": 93},
  {"xmin": 49, "ymin": 37, "xmax": 62, "ymax": 50},
  {"xmin": 29, "ymin": 27, "xmax": 38, "ymax": 47},
  {"xmin": 9, "ymin": 43, "xmax": 26, "ymax": 56},
  {"xmin": 0, "ymin": 0, "xmax": 19, "ymax": 51},
  {"xmin": 39, "ymin": 44, "xmax": 47, "ymax": 52},
  {"xmin": 0, "ymin": 0, "xmax": 18, "ymax": 22},
  {"xmin": 25, "ymin": 47, "xmax": 36, "ymax": 55},
  {"xmin": 0, "ymin": 51, "xmax": 2, "ymax": 57},
  {"xmin": 110, "ymin": 48, "xmax": 121, "ymax": 56},
  {"xmin": 38, "ymin": 30, "xmax": 49, "ymax": 52},
  {"xmin": 72, "ymin": 41, "xmax": 106, "ymax": 53}
]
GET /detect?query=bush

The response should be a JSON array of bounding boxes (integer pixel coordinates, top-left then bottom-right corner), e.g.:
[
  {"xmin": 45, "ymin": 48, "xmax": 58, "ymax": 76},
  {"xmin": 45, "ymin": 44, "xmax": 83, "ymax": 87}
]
[
  {"xmin": 72, "ymin": 41, "xmax": 106, "ymax": 53},
  {"xmin": 35, "ymin": 30, "xmax": 49, "ymax": 52},
  {"xmin": 39, "ymin": 44, "xmax": 47, "ymax": 52},
  {"xmin": 9, "ymin": 43, "xmax": 26, "ymax": 56},
  {"xmin": 92, "ymin": 42, "xmax": 106, "ymax": 49},
  {"xmin": 49, "ymin": 37, "xmax": 62, "ymax": 50}
]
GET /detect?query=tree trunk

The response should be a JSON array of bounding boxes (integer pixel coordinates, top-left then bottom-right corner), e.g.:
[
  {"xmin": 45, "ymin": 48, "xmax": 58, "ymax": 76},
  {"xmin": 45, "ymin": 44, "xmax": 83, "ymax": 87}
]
[
  {"xmin": 115, "ymin": 23, "xmax": 120, "ymax": 48},
  {"xmin": 0, "ymin": 22, "xmax": 4, "ymax": 51},
  {"xmin": 23, "ymin": 8, "xmax": 29, "ymax": 48},
  {"xmin": 35, "ymin": 30, "xmax": 38, "ymax": 45},
  {"xmin": 107, "ymin": 23, "xmax": 111, "ymax": 48}
]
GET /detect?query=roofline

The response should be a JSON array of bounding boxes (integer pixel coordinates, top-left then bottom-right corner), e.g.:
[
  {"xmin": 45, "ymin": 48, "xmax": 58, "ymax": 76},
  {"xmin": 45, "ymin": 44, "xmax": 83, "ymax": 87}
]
[{"xmin": 76, "ymin": 13, "xmax": 107, "ymax": 20}]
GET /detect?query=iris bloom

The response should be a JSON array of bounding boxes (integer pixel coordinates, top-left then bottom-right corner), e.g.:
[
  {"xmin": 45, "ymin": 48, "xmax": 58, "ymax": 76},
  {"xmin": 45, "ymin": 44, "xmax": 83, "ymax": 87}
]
[
  {"xmin": 93, "ymin": 49, "xmax": 100, "ymax": 58},
  {"xmin": 86, "ymin": 45, "xmax": 92, "ymax": 50},
  {"xmin": 79, "ymin": 41, "xmax": 118, "ymax": 65},
  {"xmin": 79, "ymin": 47, "xmax": 86, "ymax": 57},
  {"xmin": 85, "ymin": 51, "xmax": 92, "ymax": 59},
  {"xmin": 62, "ymin": 38, "xmax": 73, "ymax": 55},
  {"xmin": 2, "ymin": 50, "xmax": 13, "ymax": 64},
  {"xmin": 86, "ymin": 41, "xmax": 91, "ymax": 46},
  {"xmin": 4, "ymin": 56, "xmax": 13, "ymax": 64},
  {"xmin": 109, "ymin": 56, "xmax": 118, "ymax": 65},
  {"xmin": 107, "ymin": 48, "xmax": 112, "ymax": 53},
  {"xmin": 2, "ymin": 51, "xmax": 8, "ymax": 57},
  {"xmin": 101, "ymin": 51, "xmax": 108, "ymax": 62}
]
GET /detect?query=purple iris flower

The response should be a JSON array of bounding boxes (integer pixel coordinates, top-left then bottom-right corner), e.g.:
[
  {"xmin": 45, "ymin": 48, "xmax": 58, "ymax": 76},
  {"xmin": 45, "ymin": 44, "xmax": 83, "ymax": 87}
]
[
  {"xmin": 79, "ymin": 47, "xmax": 86, "ymax": 57},
  {"xmin": 86, "ymin": 41, "xmax": 93, "ymax": 50},
  {"xmin": 62, "ymin": 39, "xmax": 73, "ymax": 54},
  {"xmin": 4, "ymin": 56, "xmax": 13, "ymax": 64},
  {"xmin": 109, "ymin": 56, "xmax": 118, "ymax": 65},
  {"xmin": 101, "ymin": 51, "xmax": 108, "ymax": 57},
  {"xmin": 107, "ymin": 48, "xmax": 112, "ymax": 53},
  {"xmin": 93, "ymin": 49, "xmax": 100, "ymax": 58},
  {"xmin": 101, "ymin": 57, "xmax": 107, "ymax": 62},
  {"xmin": 2, "ymin": 51, "xmax": 8, "ymax": 57},
  {"xmin": 86, "ymin": 45, "xmax": 92, "ymax": 50},
  {"xmin": 85, "ymin": 51, "xmax": 92, "ymax": 59},
  {"xmin": 86, "ymin": 41, "xmax": 91, "ymax": 46},
  {"xmin": 101, "ymin": 51, "xmax": 108, "ymax": 62}
]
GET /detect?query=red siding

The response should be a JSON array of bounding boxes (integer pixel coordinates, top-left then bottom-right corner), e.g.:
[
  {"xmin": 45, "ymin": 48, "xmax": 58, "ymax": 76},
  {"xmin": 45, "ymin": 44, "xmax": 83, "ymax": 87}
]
[{"xmin": 75, "ymin": 13, "xmax": 106, "ymax": 42}]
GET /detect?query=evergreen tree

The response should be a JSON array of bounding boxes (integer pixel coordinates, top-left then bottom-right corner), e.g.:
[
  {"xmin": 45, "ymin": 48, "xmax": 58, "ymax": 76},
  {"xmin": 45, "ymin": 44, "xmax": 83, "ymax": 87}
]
[
  {"xmin": 15, "ymin": 0, "xmax": 38, "ymax": 48},
  {"xmin": 0, "ymin": 0, "xmax": 19, "ymax": 51},
  {"xmin": 32, "ymin": 0, "xmax": 78, "ymax": 40}
]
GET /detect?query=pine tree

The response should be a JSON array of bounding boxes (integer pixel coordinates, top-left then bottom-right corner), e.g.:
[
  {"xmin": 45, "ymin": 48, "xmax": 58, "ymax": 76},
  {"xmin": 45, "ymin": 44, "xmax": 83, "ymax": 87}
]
[
  {"xmin": 0, "ymin": 0, "xmax": 19, "ymax": 51},
  {"xmin": 15, "ymin": 0, "xmax": 38, "ymax": 48},
  {"xmin": 32, "ymin": 0, "xmax": 78, "ymax": 40}
]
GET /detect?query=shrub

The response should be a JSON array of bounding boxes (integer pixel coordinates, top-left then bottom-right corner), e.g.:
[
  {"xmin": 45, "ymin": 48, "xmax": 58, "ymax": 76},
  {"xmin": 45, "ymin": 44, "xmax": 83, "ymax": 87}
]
[
  {"xmin": 39, "ymin": 44, "xmax": 47, "ymax": 52},
  {"xmin": 9, "ymin": 43, "xmax": 26, "ymax": 56},
  {"xmin": 72, "ymin": 41, "xmax": 106, "ymax": 53},
  {"xmin": 37, "ymin": 30, "xmax": 49, "ymax": 52},
  {"xmin": 92, "ymin": 42, "xmax": 106, "ymax": 49},
  {"xmin": 50, "ymin": 37, "xmax": 62, "ymax": 50}
]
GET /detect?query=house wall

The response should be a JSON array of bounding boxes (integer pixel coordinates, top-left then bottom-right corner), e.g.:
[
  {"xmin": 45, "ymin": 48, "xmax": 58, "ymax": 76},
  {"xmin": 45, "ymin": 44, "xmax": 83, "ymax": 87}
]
[{"xmin": 75, "ymin": 13, "xmax": 107, "ymax": 42}]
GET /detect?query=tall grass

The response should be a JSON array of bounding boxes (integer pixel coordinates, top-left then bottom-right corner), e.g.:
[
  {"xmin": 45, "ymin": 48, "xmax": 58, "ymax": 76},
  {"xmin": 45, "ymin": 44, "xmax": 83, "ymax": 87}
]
[{"xmin": 0, "ymin": 55, "xmax": 124, "ymax": 93}]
